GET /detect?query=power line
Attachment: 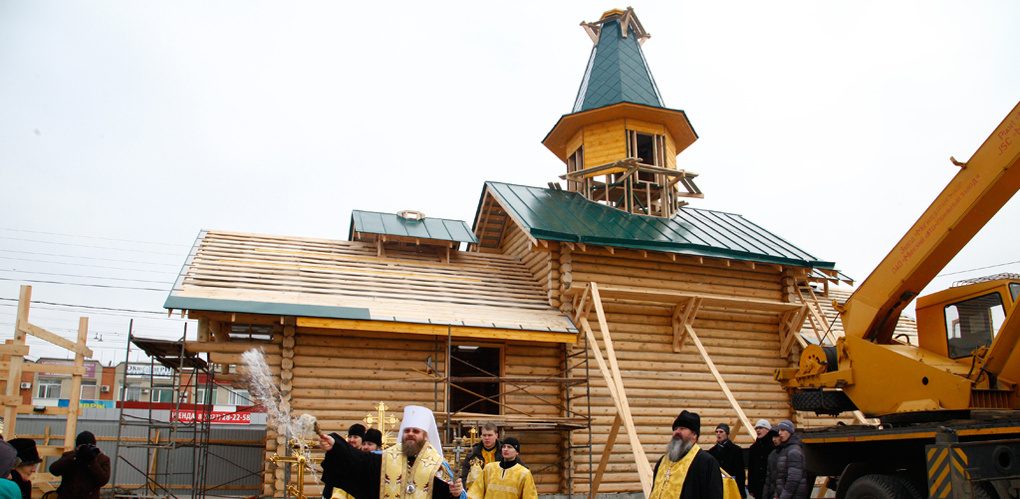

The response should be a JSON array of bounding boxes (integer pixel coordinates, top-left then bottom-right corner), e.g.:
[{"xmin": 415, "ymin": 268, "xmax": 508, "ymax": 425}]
[
  {"xmin": 0, "ymin": 249, "xmax": 180, "ymax": 267},
  {"xmin": 0, "ymin": 323, "xmax": 182, "ymax": 347},
  {"xmin": 0, "ymin": 227, "xmax": 191, "ymax": 247},
  {"xmin": 936, "ymin": 259, "xmax": 1020, "ymax": 278},
  {"xmin": 0, "ymin": 255, "xmax": 178, "ymax": 275},
  {"xmin": 0, "ymin": 269, "xmax": 173, "ymax": 285},
  {"xmin": 0, "ymin": 297, "xmax": 172, "ymax": 315},
  {"xmin": 0, "ymin": 235, "xmax": 185, "ymax": 257},
  {"xmin": 0, "ymin": 311, "xmax": 187, "ymax": 334},
  {"xmin": 0, "ymin": 304, "xmax": 187, "ymax": 324},
  {"xmin": 0, "ymin": 277, "xmax": 169, "ymax": 292}
]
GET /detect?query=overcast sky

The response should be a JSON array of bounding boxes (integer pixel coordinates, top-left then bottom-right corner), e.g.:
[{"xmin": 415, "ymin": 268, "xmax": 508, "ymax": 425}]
[{"xmin": 2, "ymin": 1, "xmax": 1018, "ymax": 363}]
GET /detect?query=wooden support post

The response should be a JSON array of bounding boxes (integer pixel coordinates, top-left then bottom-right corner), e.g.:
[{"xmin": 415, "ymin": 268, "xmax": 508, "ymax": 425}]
[
  {"xmin": 671, "ymin": 297, "xmax": 702, "ymax": 352},
  {"xmin": 148, "ymin": 430, "xmax": 161, "ymax": 495},
  {"xmin": 686, "ymin": 324, "xmax": 757, "ymax": 440},
  {"xmin": 63, "ymin": 317, "xmax": 88, "ymax": 449},
  {"xmin": 588, "ymin": 283, "xmax": 653, "ymax": 496},
  {"xmin": 590, "ymin": 413, "xmax": 621, "ymax": 499},
  {"xmin": 3, "ymin": 286, "xmax": 30, "ymax": 436},
  {"xmin": 794, "ymin": 285, "xmax": 827, "ymax": 344},
  {"xmin": 779, "ymin": 307, "xmax": 809, "ymax": 357}
]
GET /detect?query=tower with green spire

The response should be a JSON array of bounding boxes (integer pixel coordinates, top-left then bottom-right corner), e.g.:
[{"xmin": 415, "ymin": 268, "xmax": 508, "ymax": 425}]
[{"xmin": 543, "ymin": 8, "xmax": 701, "ymax": 218}]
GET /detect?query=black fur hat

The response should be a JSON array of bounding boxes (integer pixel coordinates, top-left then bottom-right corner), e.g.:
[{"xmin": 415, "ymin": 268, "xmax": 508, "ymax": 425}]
[
  {"xmin": 364, "ymin": 428, "xmax": 383, "ymax": 447},
  {"xmin": 8, "ymin": 438, "xmax": 41, "ymax": 465},
  {"xmin": 348, "ymin": 423, "xmax": 367, "ymax": 438},
  {"xmin": 672, "ymin": 410, "xmax": 701, "ymax": 435}
]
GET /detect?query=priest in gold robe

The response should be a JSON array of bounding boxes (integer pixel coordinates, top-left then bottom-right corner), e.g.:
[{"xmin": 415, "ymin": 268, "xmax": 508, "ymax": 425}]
[
  {"xmin": 320, "ymin": 406, "xmax": 465, "ymax": 499},
  {"xmin": 466, "ymin": 437, "xmax": 536, "ymax": 499},
  {"xmin": 649, "ymin": 410, "xmax": 724, "ymax": 499}
]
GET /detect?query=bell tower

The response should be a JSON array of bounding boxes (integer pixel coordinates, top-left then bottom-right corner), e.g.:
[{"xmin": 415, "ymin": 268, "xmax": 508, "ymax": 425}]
[{"xmin": 542, "ymin": 8, "xmax": 702, "ymax": 218}]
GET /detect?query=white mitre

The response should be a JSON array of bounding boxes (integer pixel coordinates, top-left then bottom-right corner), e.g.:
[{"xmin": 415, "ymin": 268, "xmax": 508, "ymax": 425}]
[{"xmin": 397, "ymin": 405, "xmax": 443, "ymax": 454}]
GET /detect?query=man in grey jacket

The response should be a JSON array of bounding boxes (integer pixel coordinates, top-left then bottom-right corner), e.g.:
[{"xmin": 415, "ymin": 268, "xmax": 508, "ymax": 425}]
[{"xmin": 771, "ymin": 420, "xmax": 808, "ymax": 499}]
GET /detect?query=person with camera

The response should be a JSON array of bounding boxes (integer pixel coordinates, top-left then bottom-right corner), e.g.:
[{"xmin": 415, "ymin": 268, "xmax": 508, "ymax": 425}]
[{"xmin": 49, "ymin": 431, "xmax": 111, "ymax": 499}]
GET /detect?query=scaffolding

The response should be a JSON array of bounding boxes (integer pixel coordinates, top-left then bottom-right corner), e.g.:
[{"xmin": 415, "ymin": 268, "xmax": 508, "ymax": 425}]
[
  {"xmin": 433, "ymin": 334, "xmax": 593, "ymax": 497},
  {"xmin": 112, "ymin": 323, "xmax": 214, "ymax": 498}
]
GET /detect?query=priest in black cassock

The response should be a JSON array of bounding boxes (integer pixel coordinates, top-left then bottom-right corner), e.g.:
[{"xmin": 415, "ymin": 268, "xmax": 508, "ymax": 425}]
[
  {"xmin": 320, "ymin": 405, "xmax": 465, "ymax": 499},
  {"xmin": 648, "ymin": 410, "xmax": 724, "ymax": 499}
]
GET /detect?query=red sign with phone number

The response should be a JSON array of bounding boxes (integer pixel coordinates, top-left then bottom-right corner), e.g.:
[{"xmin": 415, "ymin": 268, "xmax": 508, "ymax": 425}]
[{"xmin": 173, "ymin": 410, "xmax": 251, "ymax": 425}]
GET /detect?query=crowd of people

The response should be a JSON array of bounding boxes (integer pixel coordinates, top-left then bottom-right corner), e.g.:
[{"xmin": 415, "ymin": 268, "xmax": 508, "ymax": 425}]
[
  {"xmin": 0, "ymin": 430, "xmax": 110, "ymax": 499},
  {"xmin": 320, "ymin": 406, "xmax": 808, "ymax": 499},
  {"xmin": 0, "ymin": 405, "xmax": 805, "ymax": 499},
  {"xmin": 697, "ymin": 414, "xmax": 808, "ymax": 499},
  {"xmin": 319, "ymin": 406, "xmax": 537, "ymax": 499}
]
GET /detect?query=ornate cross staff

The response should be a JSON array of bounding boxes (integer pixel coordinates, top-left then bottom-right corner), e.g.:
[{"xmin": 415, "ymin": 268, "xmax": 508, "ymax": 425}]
[{"xmin": 364, "ymin": 401, "xmax": 400, "ymax": 447}]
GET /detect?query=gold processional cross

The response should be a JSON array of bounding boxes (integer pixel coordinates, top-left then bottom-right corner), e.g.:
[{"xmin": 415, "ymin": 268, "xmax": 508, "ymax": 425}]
[{"xmin": 364, "ymin": 401, "xmax": 400, "ymax": 447}]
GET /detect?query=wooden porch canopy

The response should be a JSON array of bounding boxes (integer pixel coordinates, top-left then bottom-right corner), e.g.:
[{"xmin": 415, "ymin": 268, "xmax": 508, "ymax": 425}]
[
  {"xmin": 568, "ymin": 281, "xmax": 811, "ymax": 498},
  {"xmin": 165, "ymin": 230, "xmax": 576, "ymax": 343}
]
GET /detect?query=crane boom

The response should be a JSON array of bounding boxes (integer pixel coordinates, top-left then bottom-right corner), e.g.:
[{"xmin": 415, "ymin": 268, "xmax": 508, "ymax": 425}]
[{"xmin": 839, "ymin": 102, "xmax": 1020, "ymax": 344}]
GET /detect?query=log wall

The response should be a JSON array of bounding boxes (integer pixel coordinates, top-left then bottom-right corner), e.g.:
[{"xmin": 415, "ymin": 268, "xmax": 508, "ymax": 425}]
[
  {"xmin": 187, "ymin": 222, "xmax": 872, "ymax": 496},
  {"xmin": 561, "ymin": 247, "xmax": 795, "ymax": 494},
  {"xmin": 275, "ymin": 328, "xmax": 567, "ymax": 496}
]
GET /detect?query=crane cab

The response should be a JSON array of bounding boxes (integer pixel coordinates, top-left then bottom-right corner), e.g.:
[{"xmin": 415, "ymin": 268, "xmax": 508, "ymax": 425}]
[{"xmin": 915, "ymin": 274, "xmax": 1019, "ymax": 360}]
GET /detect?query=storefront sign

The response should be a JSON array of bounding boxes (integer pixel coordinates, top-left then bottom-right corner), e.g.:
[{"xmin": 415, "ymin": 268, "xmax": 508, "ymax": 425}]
[
  {"xmin": 57, "ymin": 399, "xmax": 115, "ymax": 409},
  {"xmin": 172, "ymin": 409, "xmax": 251, "ymax": 425}
]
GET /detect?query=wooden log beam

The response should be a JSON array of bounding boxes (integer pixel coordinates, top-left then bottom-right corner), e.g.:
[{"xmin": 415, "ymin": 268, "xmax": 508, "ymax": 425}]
[
  {"xmin": 21, "ymin": 363, "xmax": 87, "ymax": 375},
  {"xmin": 4, "ymin": 285, "xmax": 30, "ymax": 435},
  {"xmin": 590, "ymin": 413, "xmax": 622, "ymax": 499},
  {"xmin": 18, "ymin": 321, "xmax": 94, "ymax": 358},
  {"xmin": 184, "ymin": 341, "xmax": 281, "ymax": 354},
  {"xmin": 296, "ymin": 318, "xmax": 576, "ymax": 344},
  {"xmin": 63, "ymin": 317, "xmax": 88, "ymax": 449},
  {"xmin": 589, "ymin": 283, "xmax": 653, "ymax": 495},
  {"xmin": 686, "ymin": 324, "xmax": 756, "ymax": 440},
  {"xmin": 779, "ymin": 307, "xmax": 809, "ymax": 357},
  {"xmin": 566, "ymin": 283, "xmax": 800, "ymax": 313},
  {"xmin": 0, "ymin": 344, "xmax": 30, "ymax": 357},
  {"xmin": 671, "ymin": 297, "xmax": 702, "ymax": 352}
]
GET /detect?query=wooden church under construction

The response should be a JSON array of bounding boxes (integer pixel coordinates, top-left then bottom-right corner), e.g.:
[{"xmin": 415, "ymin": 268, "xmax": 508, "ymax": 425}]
[{"xmin": 165, "ymin": 8, "xmax": 852, "ymax": 497}]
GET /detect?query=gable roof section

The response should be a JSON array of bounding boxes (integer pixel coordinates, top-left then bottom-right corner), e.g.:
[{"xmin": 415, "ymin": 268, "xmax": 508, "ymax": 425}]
[
  {"xmin": 165, "ymin": 230, "xmax": 575, "ymax": 340},
  {"xmin": 573, "ymin": 16, "xmax": 663, "ymax": 112},
  {"xmin": 478, "ymin": 181, "xmax": 836, "ymax": 269},
  {"xmin": 349, "ymin": 210, "xmax": 477, "ymax": 244}
]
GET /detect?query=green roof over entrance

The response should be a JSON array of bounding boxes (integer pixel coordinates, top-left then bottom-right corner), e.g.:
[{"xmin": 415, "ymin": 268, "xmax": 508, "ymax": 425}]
[
  {"xmin": 349, "ymin": 210, "xmax": 478, "ymax": 244},
  {"xmin": 480, "ymin": 181, "xmax": 835, "ymax": 269},
  {"xmin": 573, "ymin": 16, "xmax": 663, "ymax": 112}
]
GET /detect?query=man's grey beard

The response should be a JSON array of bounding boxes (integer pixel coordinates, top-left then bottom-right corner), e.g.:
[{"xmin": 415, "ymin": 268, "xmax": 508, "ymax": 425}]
[
  {"xmin": 402, "ymin": 438, "xmax": 425, "ymax": 458},
  {"xmin": 667, "ymin": 436, "xmax": 693, "ymax": 461}
]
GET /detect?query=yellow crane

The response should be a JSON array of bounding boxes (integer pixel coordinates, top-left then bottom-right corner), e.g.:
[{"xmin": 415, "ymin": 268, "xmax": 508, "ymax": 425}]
[{"xmin": 775, "ymin": 101, "xmax": 1020, "ymax": 498}]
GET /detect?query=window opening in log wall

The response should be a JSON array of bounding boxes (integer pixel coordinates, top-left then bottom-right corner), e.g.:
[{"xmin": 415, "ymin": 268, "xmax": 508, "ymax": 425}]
[{"xmin": 450, "ymin": 345, "xmax": 501, "ymax": 415}]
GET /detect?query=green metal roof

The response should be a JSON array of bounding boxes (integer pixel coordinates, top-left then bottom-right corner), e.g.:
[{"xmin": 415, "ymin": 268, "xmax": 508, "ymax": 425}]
[
  {"xmin": 350, "ymin": 210, "xmax": 478, "ymax": 244},
  {"xmin": 481, "ymin": 181, "xmax": 835, "ymax": 269},
  {"xmin": 573, "ymin": 17, "xmax": 663, "ymax": 112},
  {"xmin": 164, "ymin": 296, "xmax": 372, "ymax": 320}
]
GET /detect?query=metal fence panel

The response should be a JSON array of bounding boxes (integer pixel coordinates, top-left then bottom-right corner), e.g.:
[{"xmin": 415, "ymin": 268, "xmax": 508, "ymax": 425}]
[{"xmin": 14, "ymin": 410, "xmax": 266, "ymax": 497}]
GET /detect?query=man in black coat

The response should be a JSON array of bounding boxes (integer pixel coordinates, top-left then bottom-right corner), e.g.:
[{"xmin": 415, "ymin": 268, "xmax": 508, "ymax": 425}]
[
  {"xmin": 708, "ymin": 423, "xmax": 746, "ymax": 498},
  {"xmin": 649, "ymin": 410, "xmax": 723, "ymax": 499},
  {"xmin": 747, "ymin": 419, "xmax": 777, "ymax": 498},
  {"xmin": 49, "ymin": 431, "xmax": 111, "ymax": 499}
]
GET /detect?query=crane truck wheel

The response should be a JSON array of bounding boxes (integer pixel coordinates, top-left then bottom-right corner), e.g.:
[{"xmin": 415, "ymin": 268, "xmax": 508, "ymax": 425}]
[
  {"xmin": 972, "ymin": 483, "xmax": 998, "ymax": 499},
  {"xmin": 892, "ymin": 476, "xmax": 922, "ymax": 499},
  {"xmin": 844, "ymin": 474, "xmax": 912, "ymax": 499}
]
